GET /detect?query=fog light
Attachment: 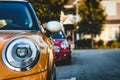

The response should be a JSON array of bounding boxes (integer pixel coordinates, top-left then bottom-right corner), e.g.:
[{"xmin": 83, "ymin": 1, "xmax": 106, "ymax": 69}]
[{"xmin": 64, "ymin": 54, "xmax": 67, "ymax": 56}]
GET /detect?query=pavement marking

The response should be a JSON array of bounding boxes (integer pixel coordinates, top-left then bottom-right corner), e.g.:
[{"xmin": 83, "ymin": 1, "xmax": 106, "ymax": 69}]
[
  {"xmin": 57, "ymin": 77, "xmax": 76, "ymax": 80},
  {"xmin": 71, "ymin": 77, "xmax": 76, "ymax": 80}
]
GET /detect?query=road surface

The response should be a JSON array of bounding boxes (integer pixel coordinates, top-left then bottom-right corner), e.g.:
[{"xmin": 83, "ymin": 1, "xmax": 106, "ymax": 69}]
[{"xmin": 56, "ymin": 49, "xmax": 120, "ymax": 80}]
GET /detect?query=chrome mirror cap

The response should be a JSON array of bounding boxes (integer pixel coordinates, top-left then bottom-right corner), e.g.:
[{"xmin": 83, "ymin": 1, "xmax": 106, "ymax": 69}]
[{"xmin": 46, "ymin": 21, "xmax": 62, "ymax": 33}]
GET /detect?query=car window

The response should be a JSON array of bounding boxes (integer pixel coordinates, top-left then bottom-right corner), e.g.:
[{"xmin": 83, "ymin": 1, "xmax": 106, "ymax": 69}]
[
  {"xmin": 51, "ymin": 30, "xmax": 65, "ymax": 39},
  {"xmin": 0, "ymin": 3, "xmax": 33, "ymax": 30}
]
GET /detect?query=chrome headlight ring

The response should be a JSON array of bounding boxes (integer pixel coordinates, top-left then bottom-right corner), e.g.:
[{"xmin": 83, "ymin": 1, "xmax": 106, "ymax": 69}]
[{"xmin": 2, "ymin": 38, "xmax": 40, "ymax": 71}]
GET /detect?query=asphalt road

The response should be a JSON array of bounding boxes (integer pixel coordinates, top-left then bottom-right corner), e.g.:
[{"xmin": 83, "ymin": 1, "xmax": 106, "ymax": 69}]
[{"xmin": 56, "ymin": 49, "xmax": 120, "ymax": 80}]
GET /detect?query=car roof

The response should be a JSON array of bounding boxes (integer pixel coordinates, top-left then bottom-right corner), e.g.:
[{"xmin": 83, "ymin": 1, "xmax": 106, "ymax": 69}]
[{"xmin": 0, "ymin": 0, "xmax": 27, "ymax": 2}]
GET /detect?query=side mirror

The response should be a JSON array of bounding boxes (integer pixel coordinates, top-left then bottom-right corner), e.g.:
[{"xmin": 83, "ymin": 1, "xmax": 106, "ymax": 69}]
[{"xmin": 46, "ymin": 21, "xmax": 62, "ymax": 33}]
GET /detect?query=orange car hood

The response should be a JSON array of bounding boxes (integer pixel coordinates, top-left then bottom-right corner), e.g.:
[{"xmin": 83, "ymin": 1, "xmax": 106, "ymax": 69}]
[{"xmin": 0, "ymin": 30, "xmax": 31, "ymax": 41}]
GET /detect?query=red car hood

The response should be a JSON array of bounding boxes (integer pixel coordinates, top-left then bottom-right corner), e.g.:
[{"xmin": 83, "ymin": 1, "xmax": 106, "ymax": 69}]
[{"xmin": 53, "ymin": 39, "xmax": 65, "ymax": 46}]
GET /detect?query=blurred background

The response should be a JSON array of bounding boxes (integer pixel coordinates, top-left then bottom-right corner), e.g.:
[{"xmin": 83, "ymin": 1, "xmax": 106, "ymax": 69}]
[
  {"xmin": 29, "ymin": 0, "xmax": 120, "ymax": 50},
  {"xmin": 28, "ymin": 0, "xmax": 120, "ymax": 80}
]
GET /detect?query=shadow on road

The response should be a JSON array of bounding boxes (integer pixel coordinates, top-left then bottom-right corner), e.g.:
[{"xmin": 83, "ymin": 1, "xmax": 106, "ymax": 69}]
[{"xmin": 55, "ymin": 61, "xmax": 72, "ymax": 67}]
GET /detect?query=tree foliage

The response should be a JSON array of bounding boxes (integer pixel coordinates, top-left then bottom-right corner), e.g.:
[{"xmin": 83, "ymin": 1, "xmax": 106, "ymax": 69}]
[
  {"xmin": 28, "ymin": 0, "xmax": 68, "ymax": 23},
  {"xmin": 77, "ymin": 0, "xmax": 107, "ymax": 35}
]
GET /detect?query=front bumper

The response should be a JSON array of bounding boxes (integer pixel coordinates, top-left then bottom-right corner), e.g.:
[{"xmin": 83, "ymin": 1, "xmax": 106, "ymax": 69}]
[
  {"xmin": 54, "ymin": 49, "xmax": 71, "ymax": 62},
  {"xmin": 4, "ymin": 70, "xmax": 47, "ymax": 80}
]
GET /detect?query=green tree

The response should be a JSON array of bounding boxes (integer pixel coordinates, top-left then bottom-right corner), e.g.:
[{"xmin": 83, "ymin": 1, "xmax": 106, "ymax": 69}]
[
  {"xmin": 77, "ymin": 0, "xmax": 107, "ymax": 48},
  {"xmin": 28, "ymin": 0, "xmax": 68, "ymax": 23}
]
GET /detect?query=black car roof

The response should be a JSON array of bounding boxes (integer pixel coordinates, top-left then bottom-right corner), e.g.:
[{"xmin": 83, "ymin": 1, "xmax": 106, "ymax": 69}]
[{"xmin": 0, "ymin": 0, "xmax": 27, "ymax": 2}]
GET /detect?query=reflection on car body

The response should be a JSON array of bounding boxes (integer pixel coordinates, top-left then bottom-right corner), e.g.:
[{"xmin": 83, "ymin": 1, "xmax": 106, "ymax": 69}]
[{"xmin": 0, "ymin": 0, "xmax": 61, "ymax": 80}]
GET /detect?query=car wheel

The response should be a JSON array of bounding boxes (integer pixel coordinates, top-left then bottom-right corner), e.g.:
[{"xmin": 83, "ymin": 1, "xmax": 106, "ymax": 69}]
[
  {"xmin": 51, "ymin": 65, "xmax": 56, "ymax": 80},
  {"xmin": 66, "ymin": 54, "xmax": 72, "ymax": 65}
]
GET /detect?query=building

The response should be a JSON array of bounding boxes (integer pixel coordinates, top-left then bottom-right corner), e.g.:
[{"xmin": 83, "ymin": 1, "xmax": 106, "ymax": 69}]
[
  {"xmin": 61, "ymin": 0, "xmax": 80, "ymax": 49},
  {"xmin": 97, "ymin": 0, "xmax": 120, "ymax": 44},
  {"xmin": 61, "ymin": 0, "xmax": 120, "ymax": 48}
]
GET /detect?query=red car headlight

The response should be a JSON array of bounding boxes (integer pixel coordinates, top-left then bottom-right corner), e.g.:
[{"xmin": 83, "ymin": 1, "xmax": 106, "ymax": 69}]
[
  {"xmin": 53, "ymin": 46, "xmax": 60, "ymax": 52},
  {"xmin": 2, "ymin": 38, "xmax": 40, "ymax": 71},
  {"xmin": 61, "ymin": 40, "xmax": 69, "ymax": 49}
]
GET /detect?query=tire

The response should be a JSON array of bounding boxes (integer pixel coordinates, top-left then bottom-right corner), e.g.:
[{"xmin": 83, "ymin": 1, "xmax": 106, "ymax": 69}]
[
  {"xmin": 51, "ymin": 65, "xmax": 56, "ymax": 80},
  {"xmin": 66, "ymin": 54, "xmax": 72, "ymax": 65},
  {"xmin": 47, "ymin": 64, "xmax": 56, "ymax": 80}
]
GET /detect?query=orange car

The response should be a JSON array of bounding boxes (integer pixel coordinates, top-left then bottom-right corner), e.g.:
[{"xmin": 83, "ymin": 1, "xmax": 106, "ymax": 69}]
[{"xmin": 0, "ymin": 0, "xmax": 61, "ymax": 80}]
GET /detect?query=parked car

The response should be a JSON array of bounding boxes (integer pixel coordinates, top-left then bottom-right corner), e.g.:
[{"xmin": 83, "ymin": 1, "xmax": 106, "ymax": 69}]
[
  {"xmin": 51, "ymin": 30, "xmax": 71, "ymax": 64},
  {"xmin": 0, "ymin": 0, "xmax": 61, "ymax": 80}
]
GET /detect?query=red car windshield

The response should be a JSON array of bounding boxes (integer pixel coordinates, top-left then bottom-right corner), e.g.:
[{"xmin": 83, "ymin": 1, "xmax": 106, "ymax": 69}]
[{"xmin": 51, "ymin": 30, "xmax": 65, "ymax": 39}]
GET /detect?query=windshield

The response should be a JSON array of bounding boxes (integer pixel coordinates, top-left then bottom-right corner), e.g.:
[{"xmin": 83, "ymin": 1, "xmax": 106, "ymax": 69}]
[
  {"xmin": 0, "ymin": 3, "xmax": 34, "ymax": 30},
  {"xmin": 51, "ymin": 30, "xmax": 65, "ymax": 39}
]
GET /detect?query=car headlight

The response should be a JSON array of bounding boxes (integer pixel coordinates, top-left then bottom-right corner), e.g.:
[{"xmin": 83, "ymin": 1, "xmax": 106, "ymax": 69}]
[
  {"xmin": 61, "ymin": 40, "xmax": 69, "ymax": 49},
  {"xmin": 53, "ymin": 46, "xmax": 60, "ymax": 52},
  {"xmin": 2, "ymin": 38, "xmax": 40, "ymax": 71}
]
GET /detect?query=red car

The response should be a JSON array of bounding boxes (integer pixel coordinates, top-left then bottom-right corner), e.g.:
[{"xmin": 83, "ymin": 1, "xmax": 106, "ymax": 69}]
[{"xmin": 51, "ymin": 30, "xmax": 71, "ymax": 64}]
